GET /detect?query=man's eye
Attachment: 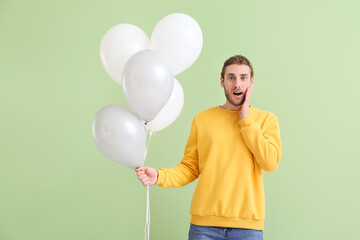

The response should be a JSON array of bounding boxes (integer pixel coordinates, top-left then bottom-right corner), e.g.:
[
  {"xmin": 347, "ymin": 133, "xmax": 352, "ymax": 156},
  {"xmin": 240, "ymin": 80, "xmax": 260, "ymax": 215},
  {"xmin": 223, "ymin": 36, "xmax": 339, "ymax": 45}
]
[{"xmin": 229, "ymin": 77, "xmax": 234, "ymax": 80}]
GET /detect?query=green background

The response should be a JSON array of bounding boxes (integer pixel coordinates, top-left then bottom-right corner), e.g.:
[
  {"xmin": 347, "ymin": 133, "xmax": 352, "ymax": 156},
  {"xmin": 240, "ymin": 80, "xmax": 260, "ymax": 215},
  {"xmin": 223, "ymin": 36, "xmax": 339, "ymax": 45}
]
[{"xmin": 1, "ymin": 0, "xmax": 359, "ymax": 239}]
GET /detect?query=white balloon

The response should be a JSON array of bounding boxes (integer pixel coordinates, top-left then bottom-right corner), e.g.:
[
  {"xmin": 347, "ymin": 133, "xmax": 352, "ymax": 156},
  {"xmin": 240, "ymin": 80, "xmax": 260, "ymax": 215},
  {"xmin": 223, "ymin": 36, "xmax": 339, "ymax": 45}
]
[
  {"xmin": 100, "ymin": 24, "xmax": 150, "ymax": 85},
  {"xmin": 122, "ymin": 49, "xmax": 174, "ymax": 122},
  {"xmin": 93, "ymin": 105, "xmax": 146, "ymax": 169},
  {"xmin": 145, "ymin": 79, "xmax": 184, "ymax": 132},
  {"xmin": 151, "ymin": 13, "xmax": 203, "ymax": 75}
]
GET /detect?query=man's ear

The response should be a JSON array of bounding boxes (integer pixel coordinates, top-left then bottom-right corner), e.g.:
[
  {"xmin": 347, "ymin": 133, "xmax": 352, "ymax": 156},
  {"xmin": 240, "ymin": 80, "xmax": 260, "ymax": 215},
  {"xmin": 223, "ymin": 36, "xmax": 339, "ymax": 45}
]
[
  {"xmin": 220, "ymin": 77, "xmax": 224, "ymax": 87},
  {"xmin": 251, "ymin": 77, "xmax": 254, "ymax": 87}
]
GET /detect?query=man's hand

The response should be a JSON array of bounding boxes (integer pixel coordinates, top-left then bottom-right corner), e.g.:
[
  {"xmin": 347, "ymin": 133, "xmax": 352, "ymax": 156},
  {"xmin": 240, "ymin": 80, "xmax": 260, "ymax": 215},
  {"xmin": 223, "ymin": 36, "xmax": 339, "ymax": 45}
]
[
  {"xmin": 240, "ymin": 85, "xmax": 252, "ymax": 120},
  {"xmin": 135, "ymin": 167, "xmax": 158, "ymax": 186}
]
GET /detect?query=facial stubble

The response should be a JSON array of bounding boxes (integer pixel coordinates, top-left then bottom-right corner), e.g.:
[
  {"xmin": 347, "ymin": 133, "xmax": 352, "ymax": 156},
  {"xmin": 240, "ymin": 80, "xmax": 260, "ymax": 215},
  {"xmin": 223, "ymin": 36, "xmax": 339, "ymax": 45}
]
[{"xmin": 224, "ymin": 88, "xmax": 246, "ymax": 106}]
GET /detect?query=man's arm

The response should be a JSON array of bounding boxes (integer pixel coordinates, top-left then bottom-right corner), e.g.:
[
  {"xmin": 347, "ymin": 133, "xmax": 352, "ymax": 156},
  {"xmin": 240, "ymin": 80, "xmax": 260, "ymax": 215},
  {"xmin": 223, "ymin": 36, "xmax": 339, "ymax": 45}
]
[
  {"xmin": 135, "ymin": 119, "xmax": 200, "ymax": 187},
  {"xmin": 156, "ymin": 118, "xmax": 200, "ymax": 187},
  {"xmin": 239, "ymin": 113, "xmax": 282, "ymax": 172}
]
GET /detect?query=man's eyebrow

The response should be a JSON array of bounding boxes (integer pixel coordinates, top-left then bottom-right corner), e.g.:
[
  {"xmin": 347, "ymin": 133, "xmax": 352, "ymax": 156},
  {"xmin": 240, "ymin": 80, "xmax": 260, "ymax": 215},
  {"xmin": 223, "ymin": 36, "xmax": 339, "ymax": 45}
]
[{"xmin": 225, "ymin": 73, "xmax": 249, "ymax": 76}]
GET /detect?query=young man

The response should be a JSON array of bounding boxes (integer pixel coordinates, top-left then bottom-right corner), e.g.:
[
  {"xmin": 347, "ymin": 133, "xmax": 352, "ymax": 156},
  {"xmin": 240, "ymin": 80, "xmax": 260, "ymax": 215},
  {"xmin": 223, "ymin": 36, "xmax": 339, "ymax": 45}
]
[{"xmin": 136, "ymin": 55, "xmax": 282, "ymax": 240}]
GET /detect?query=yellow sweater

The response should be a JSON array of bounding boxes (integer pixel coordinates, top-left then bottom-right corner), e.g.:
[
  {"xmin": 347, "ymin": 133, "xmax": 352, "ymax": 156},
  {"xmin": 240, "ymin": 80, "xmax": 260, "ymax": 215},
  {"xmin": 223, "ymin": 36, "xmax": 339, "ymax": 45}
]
[{"xmin": 156, "ymin": 106, "xmax": 282, "ymax": 230}]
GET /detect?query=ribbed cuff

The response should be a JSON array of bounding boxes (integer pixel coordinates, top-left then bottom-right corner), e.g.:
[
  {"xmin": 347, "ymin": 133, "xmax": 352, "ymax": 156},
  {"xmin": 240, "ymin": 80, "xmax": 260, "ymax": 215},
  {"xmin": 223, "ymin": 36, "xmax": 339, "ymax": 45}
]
[{"xmin": 155, "ymin": 169, "xmax": 165, "ymax": 186}]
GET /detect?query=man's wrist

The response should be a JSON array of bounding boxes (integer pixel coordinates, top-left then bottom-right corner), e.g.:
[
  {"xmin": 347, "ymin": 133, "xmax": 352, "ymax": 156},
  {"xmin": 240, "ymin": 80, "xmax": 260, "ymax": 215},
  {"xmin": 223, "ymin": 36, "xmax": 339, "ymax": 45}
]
[
  {"xmin": 240, "ymin": 111, "xmax": 249, "ymax": 120},
  {"xmin": 155, "ymin": 169, "xmax": 159, "ymax": 185}
]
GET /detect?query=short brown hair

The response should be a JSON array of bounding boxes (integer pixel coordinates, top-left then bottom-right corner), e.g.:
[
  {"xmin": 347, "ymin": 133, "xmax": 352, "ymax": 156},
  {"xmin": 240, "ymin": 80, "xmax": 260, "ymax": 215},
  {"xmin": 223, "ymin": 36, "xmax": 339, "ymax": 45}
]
[{"xmin": 221, "ymin": 55, "xmax": 254, "ymax": 79}]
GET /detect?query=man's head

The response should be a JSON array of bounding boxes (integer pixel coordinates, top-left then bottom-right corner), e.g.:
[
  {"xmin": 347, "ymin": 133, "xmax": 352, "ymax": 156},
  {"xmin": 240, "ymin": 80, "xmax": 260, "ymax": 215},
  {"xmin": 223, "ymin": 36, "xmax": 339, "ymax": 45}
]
[
  {"xmin": 220, "ymin": 55, "xmax": 254, "ymax": 108},
  {"xmin": 221, "ymin": 55, "xmax": 254, "ymax": 79}
]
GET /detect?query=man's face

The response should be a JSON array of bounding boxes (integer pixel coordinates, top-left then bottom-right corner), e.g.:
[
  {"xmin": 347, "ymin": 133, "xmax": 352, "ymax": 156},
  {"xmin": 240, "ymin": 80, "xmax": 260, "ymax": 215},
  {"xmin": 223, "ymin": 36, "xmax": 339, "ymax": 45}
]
[{"xmin": 221, "ymin": 64, "xmax": 254, "ymax": 107}]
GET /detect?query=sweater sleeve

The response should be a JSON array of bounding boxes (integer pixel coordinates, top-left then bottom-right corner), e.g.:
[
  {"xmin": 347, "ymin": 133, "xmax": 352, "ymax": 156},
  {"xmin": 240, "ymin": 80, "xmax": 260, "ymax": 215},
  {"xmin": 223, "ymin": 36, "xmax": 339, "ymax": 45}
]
[
  {"xmin": 238, "ymin": 112, "xmax": 282, "ymax": 172},
  {"xmin": 156, "ymin": 119, "xmax": 200, "ymax": 188}
]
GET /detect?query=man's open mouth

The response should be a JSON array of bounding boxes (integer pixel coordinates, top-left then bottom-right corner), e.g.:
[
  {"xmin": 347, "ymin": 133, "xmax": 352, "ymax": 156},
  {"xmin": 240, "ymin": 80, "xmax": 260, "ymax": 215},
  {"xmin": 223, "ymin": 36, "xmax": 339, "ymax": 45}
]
[{"xmin": 233, "ymin": 92, "xmax": 243, "ymax": 96}]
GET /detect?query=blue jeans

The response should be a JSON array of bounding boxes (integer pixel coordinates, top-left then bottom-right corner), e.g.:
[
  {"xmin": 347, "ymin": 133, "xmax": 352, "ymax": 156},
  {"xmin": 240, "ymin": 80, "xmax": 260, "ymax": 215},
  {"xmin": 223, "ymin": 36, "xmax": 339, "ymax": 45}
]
[{"xmin": 188, "ymin": 223, "xmax": 263, "ymax": 240}]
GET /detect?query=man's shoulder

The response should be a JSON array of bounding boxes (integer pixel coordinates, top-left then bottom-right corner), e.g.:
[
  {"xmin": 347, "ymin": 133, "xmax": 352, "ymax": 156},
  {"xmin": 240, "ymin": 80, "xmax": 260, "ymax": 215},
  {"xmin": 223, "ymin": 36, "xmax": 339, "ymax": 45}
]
[
  {"xmin": 251, "ymin": 106, "xmax": 274, "ymax": 116},
  {"xmin": 251, "ymin": 106, "xmax": 279, "ymax": 123},
  {"xmin": 193, "ymin": 106, "xmax": 219, "ymax": 119}
]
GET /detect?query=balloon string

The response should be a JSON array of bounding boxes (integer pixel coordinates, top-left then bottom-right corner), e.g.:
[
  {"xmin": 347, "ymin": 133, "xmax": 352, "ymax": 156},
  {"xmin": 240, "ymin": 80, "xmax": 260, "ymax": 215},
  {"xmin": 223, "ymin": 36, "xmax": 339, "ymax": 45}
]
[
  {"xmin": 144, "ymin": 185, "xmax": 150, "ymax": 240},
  {"xmin": 142, "ymin": 130, "xmax": 153, "ymax": 167},
  {"xmin": 144, "ymin": 131, "xmax": 153, "ymax": 160},
  {"xmin": 142, "ymin": 130, "xmax": 153, "ymax": 240}
]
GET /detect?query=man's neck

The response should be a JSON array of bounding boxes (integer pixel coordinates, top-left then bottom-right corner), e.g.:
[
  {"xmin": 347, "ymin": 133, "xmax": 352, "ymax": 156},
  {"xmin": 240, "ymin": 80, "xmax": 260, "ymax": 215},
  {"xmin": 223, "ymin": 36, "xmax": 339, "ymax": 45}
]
[{"xmin": 220, "ymin": 103, "xmax": 243, "ymax": 111}]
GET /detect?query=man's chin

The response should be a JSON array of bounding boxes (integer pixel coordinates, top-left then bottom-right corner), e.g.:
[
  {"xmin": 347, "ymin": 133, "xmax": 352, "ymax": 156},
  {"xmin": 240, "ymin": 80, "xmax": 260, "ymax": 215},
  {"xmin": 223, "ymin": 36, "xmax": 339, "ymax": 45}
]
[
  {"xmin": 229, "ymin": 101, "xmax": 243, "ymax": 107},
  {"xmin": 230, "ymin": 99, "xmax": 245, "ymax": 106}
]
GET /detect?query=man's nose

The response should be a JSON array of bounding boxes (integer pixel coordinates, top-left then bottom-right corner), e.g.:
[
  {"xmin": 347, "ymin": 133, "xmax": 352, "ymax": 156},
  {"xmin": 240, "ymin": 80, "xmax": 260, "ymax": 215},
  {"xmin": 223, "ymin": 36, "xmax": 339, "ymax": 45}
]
[{"xmin": 235, "ymin": 79, "xmax": 242, "ymax": 88}]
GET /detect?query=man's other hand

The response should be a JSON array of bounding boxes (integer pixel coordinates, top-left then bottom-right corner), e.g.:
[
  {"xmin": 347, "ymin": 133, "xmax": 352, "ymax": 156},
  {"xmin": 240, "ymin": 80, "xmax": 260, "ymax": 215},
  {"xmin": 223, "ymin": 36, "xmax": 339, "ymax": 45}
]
[{"xmin": 240, "ymin": 85, "xmax": 252, "ymax": 120}]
